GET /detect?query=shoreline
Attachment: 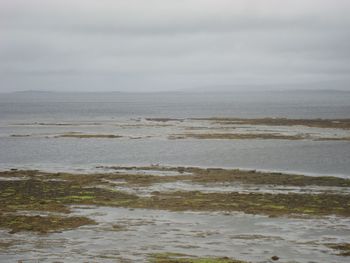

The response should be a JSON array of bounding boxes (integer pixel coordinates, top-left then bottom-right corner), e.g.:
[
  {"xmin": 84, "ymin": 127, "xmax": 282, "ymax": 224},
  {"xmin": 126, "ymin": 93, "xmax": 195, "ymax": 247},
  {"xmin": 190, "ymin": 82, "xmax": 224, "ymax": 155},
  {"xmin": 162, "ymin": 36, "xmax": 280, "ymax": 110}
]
[
  {"xmin": 1, "ymin": 166, "xmax": 350, "ymax": 219},
  {"xmin": 1, "ymin": 164, "xmax": 349, "ymax": 179},
  {"xmin": 1, "ymin": 166, "xmax": 350, "ymax": 262},
  {"xmin": 1, "ymin": 116, "xmax": 350, "ymax": 262}
]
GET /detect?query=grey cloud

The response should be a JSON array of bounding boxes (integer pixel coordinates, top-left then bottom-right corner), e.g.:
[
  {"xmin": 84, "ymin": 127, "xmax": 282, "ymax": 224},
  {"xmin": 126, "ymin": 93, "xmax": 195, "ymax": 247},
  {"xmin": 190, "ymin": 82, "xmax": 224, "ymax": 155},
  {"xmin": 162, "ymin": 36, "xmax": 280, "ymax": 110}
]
[{"xmin": 0, "ymin": 0, "xmax": 349, "ymax": 92}]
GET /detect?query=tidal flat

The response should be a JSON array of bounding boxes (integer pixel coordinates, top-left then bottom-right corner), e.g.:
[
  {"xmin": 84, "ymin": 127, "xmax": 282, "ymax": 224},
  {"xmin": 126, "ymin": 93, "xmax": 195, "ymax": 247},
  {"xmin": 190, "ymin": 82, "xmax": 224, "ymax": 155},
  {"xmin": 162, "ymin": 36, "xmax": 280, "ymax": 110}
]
[
  {"xmin": 6, "ymin": 117, "xmax": 350, "ymax": 142},
  {"xmin": 2, "ymin": 118, "xmax": 350, "ymax": 262},
  {"xmin": 0, "ymin": 167, "xmax": 350, "ymax": 262},
  {"xmin": 2, "ymin": 91, "xmax": 350, "ymax": 262},
  {"xmin": 190, "ymin": 118, "xmax": 350, "ymax": 130}
]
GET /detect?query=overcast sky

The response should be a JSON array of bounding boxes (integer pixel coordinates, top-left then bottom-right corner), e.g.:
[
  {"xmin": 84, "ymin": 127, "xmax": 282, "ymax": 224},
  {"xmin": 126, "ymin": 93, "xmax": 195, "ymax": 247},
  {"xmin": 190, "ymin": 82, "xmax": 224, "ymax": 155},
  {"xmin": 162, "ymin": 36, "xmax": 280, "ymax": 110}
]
[{"xmin": 0, "ymin": 0, "xmax": 349, "ymax": 92}]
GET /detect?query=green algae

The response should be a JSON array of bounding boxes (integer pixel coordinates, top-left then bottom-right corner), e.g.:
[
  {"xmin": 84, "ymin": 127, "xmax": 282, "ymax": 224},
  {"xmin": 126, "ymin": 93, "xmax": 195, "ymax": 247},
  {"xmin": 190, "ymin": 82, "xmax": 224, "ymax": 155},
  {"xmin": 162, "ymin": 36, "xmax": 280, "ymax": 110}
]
[
  {"xmin": 102, "ymin": 166, "xmax": 350, "ymax": 187},
  {"xmin": 0, "ymin": 213, "xmax": 96, "ymax": 234},
  {"xmin": 0, "ymin": 175, "xmax": 137, "ymax": 233},
  {"xmin": 130, "ymin": 191, "xmax": 350, "ymax": 217},
  {"xmin": 186, "ymin": 167, "xmax": 350, "ymax": 187},
  {"xmin": 1, "ymin": 168, "xmax": 350, "ymax": 234}
]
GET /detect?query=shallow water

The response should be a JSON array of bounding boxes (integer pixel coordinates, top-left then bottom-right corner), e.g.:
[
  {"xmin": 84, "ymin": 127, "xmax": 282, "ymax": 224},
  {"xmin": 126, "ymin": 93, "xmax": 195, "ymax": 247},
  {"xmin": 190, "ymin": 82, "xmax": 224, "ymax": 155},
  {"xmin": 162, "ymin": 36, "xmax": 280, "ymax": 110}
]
[
  {"xmin": 1, "ymin": 91, "xmax": 350, "ymax": 177},
  {"xmin": 1, "ymin": 92, "xmax": 350, "ymax": 262},
  {"xmin": 105, "ymin": 180, "xmax": 350, "ymax": 196},
  {"xmin": 1, "ymin": 206, "xmax": 349, "ymax": 263},
  {"xmin": 1, "ymin": 135, "xmax": 349, "ymax": 177}
]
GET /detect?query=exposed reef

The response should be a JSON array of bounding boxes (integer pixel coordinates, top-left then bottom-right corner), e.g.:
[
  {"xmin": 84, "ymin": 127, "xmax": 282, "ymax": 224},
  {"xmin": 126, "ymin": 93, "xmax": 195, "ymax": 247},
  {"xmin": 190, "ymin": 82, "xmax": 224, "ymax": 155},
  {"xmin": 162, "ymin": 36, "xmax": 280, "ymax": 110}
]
[
  {"xmin": 0, "ymin": 214, "xmax": 95, "ymax": 234},
  {"xmin": 190, "ymin": 117, "xmax": 350, "ymax": 129},
  {"xmin": 1, "ymin": 167, "xmax": 350, "ymax": 234}
]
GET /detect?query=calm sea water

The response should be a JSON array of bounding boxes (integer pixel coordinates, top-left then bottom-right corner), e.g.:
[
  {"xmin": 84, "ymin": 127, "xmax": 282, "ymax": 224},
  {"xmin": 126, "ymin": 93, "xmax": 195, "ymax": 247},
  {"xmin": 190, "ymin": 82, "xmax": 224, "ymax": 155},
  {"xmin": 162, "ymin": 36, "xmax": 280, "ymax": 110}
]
[
  {"xmin": 1, "ymin": 90, "xmax": 350, "ymax": 120},
  {"xmin": 0, "ymin": 91, "xmax": 349, "ymax": 177}
]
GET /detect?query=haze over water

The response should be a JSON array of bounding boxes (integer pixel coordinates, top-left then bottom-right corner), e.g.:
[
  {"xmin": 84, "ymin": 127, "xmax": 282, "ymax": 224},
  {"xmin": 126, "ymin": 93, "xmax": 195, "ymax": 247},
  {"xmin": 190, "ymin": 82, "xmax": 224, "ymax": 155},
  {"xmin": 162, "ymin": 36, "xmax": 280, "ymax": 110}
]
[{"xmin": 1, "ymin": 90, "xmax": 350, "ymax": 120}]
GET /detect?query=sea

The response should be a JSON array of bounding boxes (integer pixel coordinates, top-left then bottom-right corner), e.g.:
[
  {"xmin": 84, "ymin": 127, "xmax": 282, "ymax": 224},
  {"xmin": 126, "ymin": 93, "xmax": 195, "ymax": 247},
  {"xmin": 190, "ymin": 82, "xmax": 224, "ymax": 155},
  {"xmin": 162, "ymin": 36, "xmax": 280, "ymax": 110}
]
[{"xmin": 0, "ymin": 90, "xmax": 349, "ymax": 177}]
